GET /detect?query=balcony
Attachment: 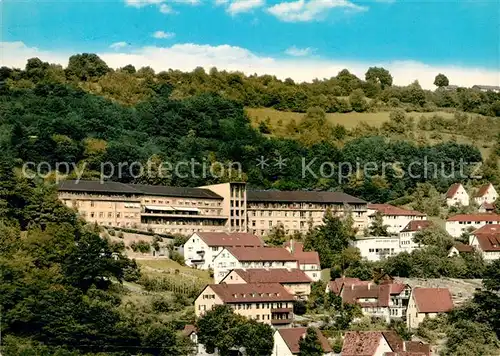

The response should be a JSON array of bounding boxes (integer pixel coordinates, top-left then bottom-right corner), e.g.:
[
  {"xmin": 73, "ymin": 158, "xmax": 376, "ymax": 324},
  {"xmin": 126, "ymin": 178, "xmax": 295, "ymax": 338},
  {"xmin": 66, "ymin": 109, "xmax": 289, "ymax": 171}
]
[
  {"xmin": 196, "ymin": 250, "xmax": 205, "ymax": 255},
  {"xmin": 271, "ymin": 308, "xmax": 293, "ymax": 313},
  {"xmin": 271, "ymin": 318, "xmax": 293, "ymax": 325},
  {"xmin": 190, "ymin": 259, "xmax": 205, "ymax": 264}
]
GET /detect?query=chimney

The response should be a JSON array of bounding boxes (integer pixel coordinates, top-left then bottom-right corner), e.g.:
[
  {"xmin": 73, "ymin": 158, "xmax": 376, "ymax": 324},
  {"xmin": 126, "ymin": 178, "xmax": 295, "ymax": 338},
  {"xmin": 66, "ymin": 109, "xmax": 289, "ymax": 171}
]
[
  {"xmin": 368, "ymin": 283, "xmax": 371, "ymax": 290},
  {"xmin": 290, "ymin": 239, "xmax": 294, "ymax": 253}
]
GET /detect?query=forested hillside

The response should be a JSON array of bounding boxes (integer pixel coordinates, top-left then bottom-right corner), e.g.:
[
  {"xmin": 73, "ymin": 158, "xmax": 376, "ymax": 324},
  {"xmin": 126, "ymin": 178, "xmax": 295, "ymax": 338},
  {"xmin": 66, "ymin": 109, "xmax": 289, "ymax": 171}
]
[{"xmin": 2, "ymin": 54, "xmax": 497, "ymax": 204}]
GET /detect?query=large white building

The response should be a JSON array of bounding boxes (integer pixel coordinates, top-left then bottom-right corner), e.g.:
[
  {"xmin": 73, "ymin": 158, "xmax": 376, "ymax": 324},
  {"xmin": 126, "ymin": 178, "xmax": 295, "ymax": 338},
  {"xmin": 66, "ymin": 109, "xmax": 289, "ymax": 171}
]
[
  {"xmin": 183, "ymin": 232, "xmax": 263, "ymax": 269},
  {"xmin": 212, "ymin": 246, "xmax": 298, "ymax": 283},
  {"xmin": 351, "ymin": 236, "xmax": 401, "ymax": 262},
  {"xmin": 367, "ymin": 204, "xmax": 427, "ymax": 235},
  {"xmin": 399, "ymin": 220, "xmax": 434, "ymax": 253},
  {"xmin": 445, "ymin": 183, "xmax": 469, "ymax": 207},
  {"xmin": 445, "ymin": 213, "xmax": 500, "ymax": 238},
  {"xmin": 474, "ymin": 183, "xmax": 498, "ymax": 206},
  {"xmin": 468, "ymin": 224, "xmax": 500, "ymax": 262}
]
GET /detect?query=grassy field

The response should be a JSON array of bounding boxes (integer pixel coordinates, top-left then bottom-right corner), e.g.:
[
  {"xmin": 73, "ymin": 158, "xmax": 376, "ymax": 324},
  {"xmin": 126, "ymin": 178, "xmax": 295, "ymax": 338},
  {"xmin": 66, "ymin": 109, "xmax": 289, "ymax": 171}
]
[
  {"xmin": 246, "ymin": 107, "xmax": 456, "ymax": 130},
  {"xmin": 137, "ymin": 259, "xmax": 213, "ymax": 283}
]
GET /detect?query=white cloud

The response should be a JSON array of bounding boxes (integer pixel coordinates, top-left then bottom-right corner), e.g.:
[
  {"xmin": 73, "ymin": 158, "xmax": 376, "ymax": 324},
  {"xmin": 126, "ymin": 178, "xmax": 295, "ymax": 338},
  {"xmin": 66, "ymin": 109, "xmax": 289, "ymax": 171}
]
[
  {"xmin": 159, "ymin": 4, "xmax": 174, "ymax": 13},
  {"xmin": 124, "ymin": 0, "xmax": 198, "ymax": 13},
  {"xmin": 125, "ymin": 0, "xmax": 164, "ymax": 8},
  {"xmin": 268, "ymin": 0, "xmax": 367, "ymax": 22},
  {"xmin": 109, "ymin": 42, "xmax": 129, "ymax": 49},
  {"xmin": 285, "ymin": 46, "xmax": 315, "ymax": 57},
  {"xmin": 1, "ymin": 41, "xmax": 499, "ymax": 90},
  {"xmin": 153, "ymin": 31, "xmax": 176, "ymax": 39},
  {"xmin": 227, "ymin": 0, "xmax": 265, "ymax": 14}
]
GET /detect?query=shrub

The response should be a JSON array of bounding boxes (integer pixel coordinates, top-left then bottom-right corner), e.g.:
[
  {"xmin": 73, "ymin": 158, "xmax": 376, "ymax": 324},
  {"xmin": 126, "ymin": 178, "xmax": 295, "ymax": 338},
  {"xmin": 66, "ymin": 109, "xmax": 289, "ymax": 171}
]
[
  {"xmin": 130, "ymin": 240, "xmax": 151, "ymax": 253},
  {"xmin": 108, "ymin": 229, "xmax": 115, "ymax": 236},
  {"xmin": 293, "ymin": 300, "xmax": 307, "ymax": 315},
  {"xmin": 117, "ymin": 231, "xmax": 124, "ymax": 239},
  {"xmin": 170, "ymin": 251, "xmax": 185, "ymax": 265}
]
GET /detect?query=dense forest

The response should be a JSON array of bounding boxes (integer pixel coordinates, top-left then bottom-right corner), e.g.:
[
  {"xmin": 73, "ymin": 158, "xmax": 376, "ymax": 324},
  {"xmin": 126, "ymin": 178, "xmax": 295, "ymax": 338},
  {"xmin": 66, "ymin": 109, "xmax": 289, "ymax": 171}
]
[{"xmin": 1, "ymin": 54, "xmax": 494, "ymax": 203}]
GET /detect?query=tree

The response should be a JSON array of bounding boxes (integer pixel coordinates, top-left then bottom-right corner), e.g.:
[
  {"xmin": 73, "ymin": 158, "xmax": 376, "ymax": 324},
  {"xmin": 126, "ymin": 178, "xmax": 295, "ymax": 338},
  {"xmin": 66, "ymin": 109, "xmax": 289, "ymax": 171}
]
[
  {"xmin": 298, "ymin": 328, "xmax": 324, "ymax": 356},
  {"xmin": 365, "ymin": 67, "xmax": 393, "ymax": 89},
  {"xmin": 368, "ymin": 211, "xmax": 389, "ymax": 236},
  {"xmin": 266, "ymin": 223, "xmax": 287, "ymax": 246},
  {"xmin": 434, "ymin": 73, "xmax": 449, "ymax": 88},
  {"xmin": 349, "ymin": 89, "xmax": 368, "ymax": 112},
  {"xmin": 293, "ymin": 300, "xmax": 307, "ymax": 315},
  {"xmin": 66, "ymin": 53, "xmax": 110, "ymax": 80},
  {"xmin": 413, "ymin": 225, "xmax": 454, "ymax": 251}
]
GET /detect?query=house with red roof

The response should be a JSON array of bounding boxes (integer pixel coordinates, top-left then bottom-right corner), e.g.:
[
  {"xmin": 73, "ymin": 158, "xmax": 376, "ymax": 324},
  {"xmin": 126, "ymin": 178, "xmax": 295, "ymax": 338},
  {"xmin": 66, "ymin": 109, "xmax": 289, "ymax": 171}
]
[
  {"xmin": 368, "ymin": 204, "xmax": 427, "ymax": 235},
  {"xmin": 272, "ymin": 327, "xmax": 333, "ymax": 356},
  {"xmin": 213, "ymin": 246, "xmax": 298, "ymax": 283},
  {"xmin": 474, "ymin": 183, "xmax": 498, "ymax": 206},
  {"xmin": 285, "ymin": 240, "xmax": 321, "ymax": 281},
  {"xmin": 399, "ymin": 220, "xmax": 434, "ymax": 253},
  {"xmin": 341, "ymin": 282, "xmax": 411, "ymax": 323},
  {"xmin": 220, "ymin": 268, "xmax": 312, "ymax": 300},
  {"xmin": 445, "ymin": 183, "xmax": 469, "ymax": 207},
  {"xmin": 469, "ymin": 224, "xmax": 500, "ymax": 261},
  {"xmin": 478, "ymin": 202, "xmax": 495, "ymax": 213},
  {"xmin": 183, "ymin": 232, "xmax": 263, "ymax": 270},
  {"xmin": 195, "ymin": 283, "xmax": 295, "ymax": 328},
  {"xmin": 447, "ymin": 242, "xmax": 474, "ymax": 257},
  {"xmin": 445, "ymin": 213, "xmax": 500, "ymax": 237},
  {"xmin": 406, "ymin": 288, "xmax": 453, "ymax": 329},
  {"xmin": 341, "ymin": 331, "xmax": 430, "ymax": 356}
]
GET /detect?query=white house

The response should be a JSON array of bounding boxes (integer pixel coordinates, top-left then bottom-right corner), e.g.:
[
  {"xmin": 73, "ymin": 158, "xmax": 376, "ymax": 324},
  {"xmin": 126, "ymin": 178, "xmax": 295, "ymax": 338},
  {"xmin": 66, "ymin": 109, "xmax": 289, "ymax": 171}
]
[
  {"xmin": 406, "ymin": 288, "xmax": 453, "ymax": 329},
  {"xmin": 367, "ymin": 204, "xmax": 427, "ymax": 235},
  {"xmin": 445, "ymin": 214, "xmax": 500, "ymax": 238},
  {"xmin": 399, "ymin": 220, "xmax": 434, "ymax": 253},
  {"xmin": 469, "ymin": 224, "xmax": 500, "ymax": 262},
  {"xmin": 478, "ymin": 202, "xmax": 495, "ymax": 213},
  {"xmin": 447, "ymin": 243, "xmax": 474, "ymax": 257},
  {"xmin": 351, "ymin": 236, "xmax": 401, "ymax": 262},
  {"xmin": 445, "ymin": 183, "xmax": 469, "ymax": 206},
  {"xmin": 474, "ymin": 183, "xmax": 498, "ymax": 205},
  {"xmin": 284, "ymin": 241, "xmax": 321, "ymax": 281},
  {"xmin": 183, "ymin": 232, "xmax": 263, "ymax": 269},
  {"xmin": 341, "ymin": 282, "xmax": 411, "ymax": 323},
  {"xmin": 272, "ymin": 327, "xmax": 333, "ymax": 356},
  {"xmin": 212, "ymin": 246, "xmax": 298, "ymax": 283}
]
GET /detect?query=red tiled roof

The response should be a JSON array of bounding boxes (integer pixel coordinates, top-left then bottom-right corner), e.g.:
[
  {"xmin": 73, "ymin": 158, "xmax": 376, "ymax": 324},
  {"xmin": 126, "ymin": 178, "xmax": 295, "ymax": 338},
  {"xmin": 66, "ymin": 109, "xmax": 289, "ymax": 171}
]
[
  {"xmin": 445, "ymin": 183, "xmax": 462, "ymax": 198},
  {"xmin": 475, "ymin": 183, "xmax": 493, "ymax": 197},
  {"xmin": 285, "ymin": 241, "xmax": 320, "ymax": 265},
  {"xmin": 195, "ymin": 232, "xmax": 263, "ymax": 247},
  {"xmin": 327, "ymin": 277, "xmax": 370, "ymax": 295},
  {"xmin": 389, "ymin": 283, "xmax": 408, "ymax": 295},
  {"xmin": 412, "ymin": 288, "xmax": 453, "ymax": 313},
  {"xmin": 405, "ymin": 341, "xmax": 431, "ymax": 355},
  {"xmin": 446, "ymin": 214, "xmax": 500, "ymax": 222},
  {"xmin": 342, "ymin": 331, "xmax": 404, "ymax": 356},
  {"xmin": 278, "ymin": 327, "xmax": 332, "ymax": 354},
  {"xmin": 182, "ymin": 324, "xmax": 197, "ymax": 336},
  {"xmin": 473, "ymin": 224, "xmax": 500, "ymax": 235},
  {"xmin": 342, "ymin": 284, "xmax": 391, "ymax": 307},
  {"xmin": 474, "ymin": 234, "xmax": 500, "ymax": 251},
  {"xmin": 226, "ymin": 247, "xmax": 297, "ymax": 262},
  {"xmin": 207, "ymin": 283, "xmax": 295, "ymax": 303},
  {"xmin": 400, "ymin": 220, "xmax": 433, "ymax": 233},
  {"xmin": 452, "ymin": 243, "xmax": 474, "ymax": 253},
  {"xmin": 368, "ymin": 204, "xmax": 426, "ymax": 217},
  {"xmin": 384, "ymin": 353, "xmax": 427, "ymax": 356},
  {"xmin": 230, "ymin": 268, "xmax": 311, "ymax": 284}
]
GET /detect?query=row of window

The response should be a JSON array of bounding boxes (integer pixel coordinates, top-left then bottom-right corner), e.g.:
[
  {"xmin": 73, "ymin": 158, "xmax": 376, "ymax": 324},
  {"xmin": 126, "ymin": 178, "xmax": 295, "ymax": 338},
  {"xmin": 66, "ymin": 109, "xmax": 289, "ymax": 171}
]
[
  {"xmin": 144, "ymin": 199, "xmax": 221, "ymax": 207},
  {"xmin": 82, "ymin": 211, "xmax": 138, "ymax": 219}
]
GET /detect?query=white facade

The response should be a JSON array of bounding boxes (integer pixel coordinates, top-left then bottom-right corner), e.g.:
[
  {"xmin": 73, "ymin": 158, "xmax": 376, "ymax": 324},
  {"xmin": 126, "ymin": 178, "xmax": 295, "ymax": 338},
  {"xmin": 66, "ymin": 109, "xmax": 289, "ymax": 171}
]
[
  {"xmin": 184, "ymin": 234, "xmax": 213, "ymax": 269},
  {"xmin": 469, "ymin": 234, "xmax": 500, "ymax": 262},
  {"xmin": 474, "ymin": 183, "xmax": 498, "ymax": 205},
  {"xmin": 446, "ymin": 217, "xmax": 500, "ymax": 238},
  {"xmin": 399, "ymin": 231, "xmax": 423, "ymax": 253},
  {"xmin": 213, "ymin": 248, "xmax": 299, "ymax": 283},
  {"xmin": 446, "ymin": 183, "xmax": 469, "ymax": 207},
  {"xmin": 351, "ymin": 237, "xmax": 401, "ymax": 261},
  {"xmin": 367, "ymin": 205, "xmax": 427, "ymax": 235},
  {"xmin": 299, "ymin": 263, "xmax": 321, "ymax": 282},
  {"xmin": 271, "ymin": 330, "xmax": 334, "ymax": 356}
]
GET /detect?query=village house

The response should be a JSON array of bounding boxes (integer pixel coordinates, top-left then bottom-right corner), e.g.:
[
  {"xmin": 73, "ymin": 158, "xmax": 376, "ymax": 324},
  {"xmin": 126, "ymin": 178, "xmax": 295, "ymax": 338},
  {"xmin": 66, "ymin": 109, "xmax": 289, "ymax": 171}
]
[
  {"xmin": 478, "ymin": 202, "xmax": 495, "ymax": 213},
  {"xmin": 212, "ymin": 246, "xmax": 298, "ymax": 283},
  {"xmin": 326, "ymin": 277, "xmax": 372, "ymax": 294},
  {"xmin": 468, "ymin": 224, "xmax": 500, "ymax": 262},
  {"xmin": 183, "ymin": 232, "xmax": 263, "ymax": 269},
  {"xmin": 368, "ymin": 204, "xmax": 427, "ymax": 235},
  {"xmin": 284, "ymin": 240, "xmax": 321, "ymax": 281},
  {"xmin": 220, "ymin": 268, "xmax": 312, "ymax": 300},
  {"xmin": 351, "ymin": 236, "xmax": 401, "ymax": 262},
  {"xmin": 406, "ymin": 288, "xmax": 454, "ymax": 329},
  {"xmin": 341, "ymin": 331, "xmax": 431, "ymax": 356},
  {"xmin": 272, "ymin": 327, "xmax": 333, "ymax": 356},
  {"xmin": 195, "ymin": 283, "xmax": 295, "ymax": 328},
  {"xmin": 474, "ymin": 183, "xmax": 498, "ymax": 206},
  {"xmin": 445, "ymin": 183, "xmax": 469, "ymax": 207},
  {"xmin": 341, "ymin": 282, "xmax": 411, "ymax": 323},
  {"xmin": 399, "ymin": 220, "xmax": 434, "ymax": 253},
  {"xmin": 447, "ymin": 242, "xmax": 474, "ymax": 257},
  {"xmin": 445, "ymin": 213, "xmax": 500, "ymax": 237}
]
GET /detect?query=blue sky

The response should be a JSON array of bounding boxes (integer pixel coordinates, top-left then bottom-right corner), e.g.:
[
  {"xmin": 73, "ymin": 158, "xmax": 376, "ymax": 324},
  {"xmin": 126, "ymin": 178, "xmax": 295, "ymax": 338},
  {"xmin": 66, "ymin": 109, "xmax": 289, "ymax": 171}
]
[{"xmin": 1, "ymin": 0, "xmax": 499, "ymax": 88}]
